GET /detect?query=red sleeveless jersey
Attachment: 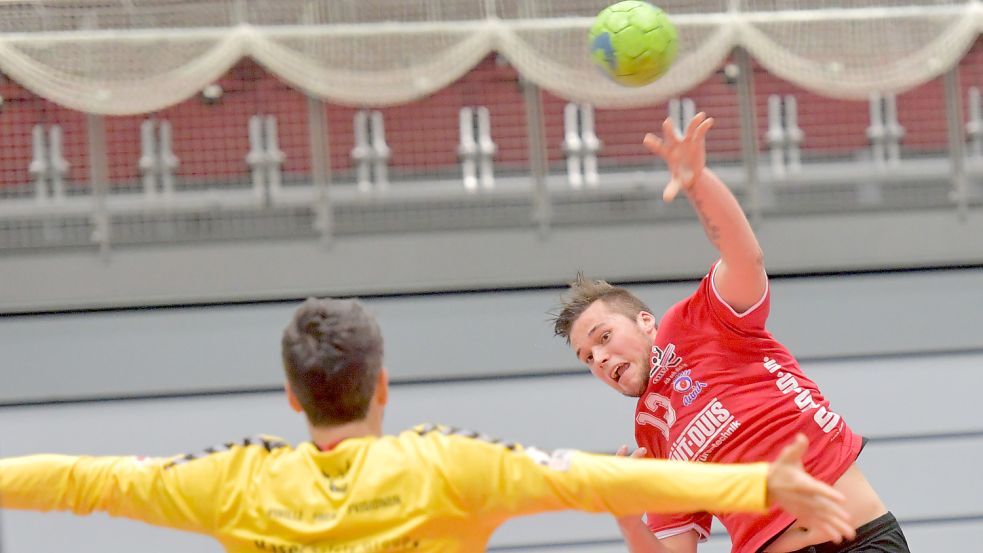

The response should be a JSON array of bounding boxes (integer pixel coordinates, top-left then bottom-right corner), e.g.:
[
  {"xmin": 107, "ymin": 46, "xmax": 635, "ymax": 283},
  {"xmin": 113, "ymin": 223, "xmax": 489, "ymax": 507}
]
[{"xmin": 634, "ymin": 262, "xmax": 863, "ymax": 553}]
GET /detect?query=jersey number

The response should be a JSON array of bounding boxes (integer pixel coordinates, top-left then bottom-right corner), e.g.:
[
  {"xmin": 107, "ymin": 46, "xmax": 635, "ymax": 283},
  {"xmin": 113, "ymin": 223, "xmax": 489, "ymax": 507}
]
[{"xmin": 636, "ymin": 392, "xmax": 675, "ymax": 441}]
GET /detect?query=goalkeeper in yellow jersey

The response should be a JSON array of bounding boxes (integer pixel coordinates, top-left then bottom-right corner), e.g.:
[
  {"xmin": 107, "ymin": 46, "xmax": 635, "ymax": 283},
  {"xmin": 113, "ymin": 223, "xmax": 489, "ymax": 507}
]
[{"xmin": 0, "ymin": 297, "xmax": 855, "ymax": 552}]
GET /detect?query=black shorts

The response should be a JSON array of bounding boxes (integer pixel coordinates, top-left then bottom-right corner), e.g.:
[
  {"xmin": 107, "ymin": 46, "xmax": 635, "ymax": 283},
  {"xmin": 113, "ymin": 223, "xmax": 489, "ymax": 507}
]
[{"xmin": 789, "ymin": 512, "xmax": 910, "ymax": 553}]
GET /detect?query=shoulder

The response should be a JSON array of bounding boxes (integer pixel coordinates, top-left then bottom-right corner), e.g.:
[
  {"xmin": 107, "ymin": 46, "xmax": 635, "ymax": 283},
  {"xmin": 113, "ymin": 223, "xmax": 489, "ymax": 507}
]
[
  {"xmin": 660, "ymin": 273, "xmax": 714, "ymax": 331},
  {"xmin": 669, "ymin": 264, "xmax": 772, "ymax": 335},
  {"xmin": 404, "ymin": 424, "xmax": 519, "ymax": 451},
  {"xmin": 404, "ymin": 424, "xmax": 580, "ymax": 476},
  {"xmin": 164, "ymin": 434, "xmax": 293, "ymax": 469}
]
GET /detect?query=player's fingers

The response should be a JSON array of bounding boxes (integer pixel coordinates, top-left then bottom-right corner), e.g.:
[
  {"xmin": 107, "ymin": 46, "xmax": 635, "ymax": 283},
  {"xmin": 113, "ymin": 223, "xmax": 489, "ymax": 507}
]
[
  {"xmin": 663, "ymin": 177, "xmax": 681, "ymax": 202},
  {"xmin": 835, "ymin": 516, "xmax": 857, "ymax": 543},
  {"xmin": 684, "ymin": 112, "xmax": 706, "ymax": 139},
  {"xmin": 643, "ymin": 133, "xmax": 665, "ymax": 156},
  {"xmin": 821, "ymin": 494, "xmax": 852, "ymax": 525},
  {"xmin": 808, "ymin": 495, "xmax": 855, "ymax": 542},
  {"xmin": 694, "ymin": 117, "xmax": 714, "ymax": 143},
  {"xmin": 813, "ymin": 522, "xmax": 849, "ymax": 545},
  {"xmin": 803, "ymin": 522, "xmax": 837, "ymax": 544},
  {"xmin": 811, "ymin": 511, "xmax": 855, "ymax": 544},
  {"xmin": 830, "ymin": 502, "xmax": 855, "ymax": 540},
  {"xmin": 804, "ymin": 475, "xmax": 847, "ymax": 505},
  {"xmin": 662, "ymin": 118, "xmax": 680, "ymax": 146},
  {"xmin": 776, "ymin": 433, "xmax": 809, "ymax": 466},
  {"xmin": 630, "ymin": 447, "xmax": 648, "ymax": 458},
  {"xmin": 615, "ymin": 445, "xmax": 629, "ymax": 456}
]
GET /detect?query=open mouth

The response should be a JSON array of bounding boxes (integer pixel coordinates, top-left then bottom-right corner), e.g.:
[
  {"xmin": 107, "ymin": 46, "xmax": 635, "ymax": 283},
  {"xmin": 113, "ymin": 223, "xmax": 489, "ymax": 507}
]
[{"xmin": 611, "ymin": 362, "xmax": 629, "ymax": 382}]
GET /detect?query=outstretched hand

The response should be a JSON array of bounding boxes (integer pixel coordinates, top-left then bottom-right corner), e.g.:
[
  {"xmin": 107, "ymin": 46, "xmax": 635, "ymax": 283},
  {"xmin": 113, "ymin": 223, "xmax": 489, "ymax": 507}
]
[
  {"xmin": 766, "ymin": 434, "xmax": 857, "ymax": 544},
  {"xmin": 643, "ymin": 112, "xmax": 714, "ymax": 202},
  {"xmin": 613, "ymin": 445, "xmax": 649, "ymax": 525},
  {"xmin": 615, "ymin": 444, "xmax": 648, "ymax": 459}
]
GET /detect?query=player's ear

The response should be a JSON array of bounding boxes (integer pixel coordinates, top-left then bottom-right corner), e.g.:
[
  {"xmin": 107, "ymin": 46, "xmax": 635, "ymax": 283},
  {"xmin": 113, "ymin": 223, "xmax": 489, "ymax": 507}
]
[
  {"xmin": 284, "ymin": 381, "xmax": 303, "ymax": 413},
  {"xmin": 636, "ymin": 311, "xmax": 657, "ymax": 333},
  {"xmin": 375, "ymin": 367, "xmax": 389, "ymax": 407}
]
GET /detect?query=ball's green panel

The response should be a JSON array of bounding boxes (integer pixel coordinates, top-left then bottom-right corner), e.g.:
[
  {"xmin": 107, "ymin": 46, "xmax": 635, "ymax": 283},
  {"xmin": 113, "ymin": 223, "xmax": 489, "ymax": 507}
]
[
  {"xmin": 603, "ymin": 10, "xmax": 631, "ymax": 33},
  {"xmin": 615, "ymin": 23, "xmax": 648, "ymax": 59},
  {"xmin": 588, "ymin": 1, "xmax": 678, "ymax": 87}
]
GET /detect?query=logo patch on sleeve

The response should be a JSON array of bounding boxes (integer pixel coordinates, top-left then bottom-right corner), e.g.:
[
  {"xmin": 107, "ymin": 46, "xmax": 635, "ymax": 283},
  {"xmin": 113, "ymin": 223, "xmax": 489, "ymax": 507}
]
[{"xmin": 523, "ymin": 447, "xmax": 575, "ymax": 471}]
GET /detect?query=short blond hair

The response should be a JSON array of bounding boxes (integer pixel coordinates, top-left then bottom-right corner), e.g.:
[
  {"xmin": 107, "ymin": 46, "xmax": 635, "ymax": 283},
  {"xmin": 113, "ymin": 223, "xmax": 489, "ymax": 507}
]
[{"xmin": 551, "ymin": 273, "xmax": 653, "ymax": 343}]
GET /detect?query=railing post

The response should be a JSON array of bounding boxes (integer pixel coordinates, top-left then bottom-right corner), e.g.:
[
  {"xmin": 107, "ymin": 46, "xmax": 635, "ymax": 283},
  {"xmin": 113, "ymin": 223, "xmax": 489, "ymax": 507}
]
[
  {"xmin": 87, "ymin": 113, "xmax": 111, "ymax": 259},
  {"xmin": 476, "ymin": 106, "xmax": 497, "ymax": 190},
  {"xmin": 521, "ymin": 77, "xmax": 551, "ymax": 237},
  {"xmin": 734, "ymin": 47, "xmax": 764, "ymax": 225},
  {"xmin": 943, "ymin": 67, "xmax": 968, "ymax": 221},
  {"xmin": 307, "ymin": 95, "xmax": 333, "ymax": 246}
]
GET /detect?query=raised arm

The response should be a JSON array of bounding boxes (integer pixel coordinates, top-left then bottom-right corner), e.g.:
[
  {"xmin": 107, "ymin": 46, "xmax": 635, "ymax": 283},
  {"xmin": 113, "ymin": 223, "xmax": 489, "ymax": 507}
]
[
  {"xmin": 644, "ymin": 113, "xmax": 767, "ymax": 313},
  {"xmin": 0, "ymin": 450, "xmax": 232, "ymax": 534},
  {"xmin": 442, "ymin": 433, "xmax": 854, "ymax": 544}
]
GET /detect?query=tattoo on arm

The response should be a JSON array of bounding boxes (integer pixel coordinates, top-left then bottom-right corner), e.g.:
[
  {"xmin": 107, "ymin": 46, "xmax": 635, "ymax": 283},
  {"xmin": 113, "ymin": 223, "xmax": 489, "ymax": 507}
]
[{"xmin": 690, "ymin": 193, "xmax": 721, "ymax": 247}]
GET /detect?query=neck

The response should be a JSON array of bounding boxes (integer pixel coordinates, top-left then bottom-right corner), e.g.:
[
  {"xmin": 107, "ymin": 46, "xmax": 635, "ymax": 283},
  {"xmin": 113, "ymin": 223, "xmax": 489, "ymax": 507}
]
[{"xmin": 308, "ymin": 411, "xmax": 382, "ymax": 449}]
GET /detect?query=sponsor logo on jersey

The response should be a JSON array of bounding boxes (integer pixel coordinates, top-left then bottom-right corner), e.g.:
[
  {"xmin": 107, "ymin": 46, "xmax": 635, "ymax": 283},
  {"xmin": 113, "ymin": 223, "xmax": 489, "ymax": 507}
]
[
  {"xmin": 322, "ymin": 460, "xmax": 352, "ymax": 494},
  {"xmin": 671, "ymin": 369, "xmax": 708, "ymax": 406},
  {"xmin": 650, "ymin": 343, "xmax": 683, "ymax": 383},
  {"xmin": 668, "ymin": 397, "xmax": 741, "ymax": 462},
  {"xmin": 762, "ymin": 357, "xmax": 841, "ymax": 434}
]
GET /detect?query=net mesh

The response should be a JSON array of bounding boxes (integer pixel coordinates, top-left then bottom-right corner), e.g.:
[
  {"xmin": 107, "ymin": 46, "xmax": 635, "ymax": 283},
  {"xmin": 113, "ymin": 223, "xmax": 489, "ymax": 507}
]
[
  {"xmin": 0, "ymin": 0, "xmax": 978, "ymax": 115},
  {"xmin": 0, "ymin": 1, "xmax": 981, "ymax": 251}
]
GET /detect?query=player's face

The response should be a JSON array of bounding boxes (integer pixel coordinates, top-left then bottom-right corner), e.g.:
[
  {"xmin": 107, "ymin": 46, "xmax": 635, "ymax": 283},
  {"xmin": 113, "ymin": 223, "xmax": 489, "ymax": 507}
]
[{"xmin": 569, "ymin": 300, "xmax": 656, "ymax": 398}]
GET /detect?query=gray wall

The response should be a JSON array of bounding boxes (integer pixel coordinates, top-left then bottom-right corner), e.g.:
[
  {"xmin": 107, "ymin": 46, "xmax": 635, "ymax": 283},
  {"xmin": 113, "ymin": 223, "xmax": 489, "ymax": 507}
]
[
  {"xmin": 1, "ymin": 208, "xmax": 982, "ymax": 313},
  {"xmin": 1, "ymin": 269, "xmax": 982, "ymax": 551},
  {"xmin": 2, "ymin": 268, "xmax": 982, "ymax": 403}
]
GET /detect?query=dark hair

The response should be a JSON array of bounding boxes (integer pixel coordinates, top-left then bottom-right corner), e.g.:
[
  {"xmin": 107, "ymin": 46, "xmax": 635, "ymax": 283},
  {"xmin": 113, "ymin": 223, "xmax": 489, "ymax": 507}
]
[
  {"xmin": 552, "ymin": 273, "xmax": 653, "ymax": 343},
  {"xmin": 281, "ymin": 297, "xmax": 384, "ymax": 426}
]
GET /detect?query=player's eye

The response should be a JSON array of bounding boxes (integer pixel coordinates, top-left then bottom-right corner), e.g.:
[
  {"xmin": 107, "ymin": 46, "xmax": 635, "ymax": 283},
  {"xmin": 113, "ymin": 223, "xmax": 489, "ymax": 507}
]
[
  {"xmin": 602, "ymin": 331, "xmax": 611, "ymax": 342},
  {"xmin": 586, "ymin": 354, "xmax": 593, "ymax": 364}
]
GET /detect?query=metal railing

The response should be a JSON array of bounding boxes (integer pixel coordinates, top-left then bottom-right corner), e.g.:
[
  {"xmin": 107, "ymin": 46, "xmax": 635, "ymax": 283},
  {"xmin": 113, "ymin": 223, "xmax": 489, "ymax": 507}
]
[{"xmin": 0, "ymin": 49, "xmax": 981, "ymax": 255}]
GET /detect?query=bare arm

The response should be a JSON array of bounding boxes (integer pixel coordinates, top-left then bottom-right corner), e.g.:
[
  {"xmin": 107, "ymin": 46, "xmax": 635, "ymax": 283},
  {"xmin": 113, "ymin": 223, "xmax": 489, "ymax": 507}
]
[
  {"xmin": 617, "ymin": 517, "xmax": 698, "ymax": 553},
  {"xmin": 612, "ymin": 446, "xmax": 698, "ymax": 553},
  {"xmin": 644, "ymin": 114, "xmax": 767, "ymax": 313}
]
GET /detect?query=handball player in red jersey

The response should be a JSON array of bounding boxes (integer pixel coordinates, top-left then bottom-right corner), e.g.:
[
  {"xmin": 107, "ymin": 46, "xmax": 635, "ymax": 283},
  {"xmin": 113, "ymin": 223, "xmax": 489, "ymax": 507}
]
[{"xmin": 552, "ymin": 113, "xmax": 910, "ymax": 553}]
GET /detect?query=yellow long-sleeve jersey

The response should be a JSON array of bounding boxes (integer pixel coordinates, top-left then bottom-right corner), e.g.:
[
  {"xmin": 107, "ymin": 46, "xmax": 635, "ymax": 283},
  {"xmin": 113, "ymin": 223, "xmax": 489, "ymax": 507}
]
[{"xmin": 0, "ymin": 424, "xmax": 769, "ymax": 552}]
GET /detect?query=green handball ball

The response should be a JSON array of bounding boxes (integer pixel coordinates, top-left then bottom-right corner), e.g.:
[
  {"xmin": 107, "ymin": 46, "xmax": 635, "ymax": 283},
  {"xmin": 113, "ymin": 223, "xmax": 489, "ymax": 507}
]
[{"xmin": 589, "ymin": 1, "xmax": 678, "ymax": 87}]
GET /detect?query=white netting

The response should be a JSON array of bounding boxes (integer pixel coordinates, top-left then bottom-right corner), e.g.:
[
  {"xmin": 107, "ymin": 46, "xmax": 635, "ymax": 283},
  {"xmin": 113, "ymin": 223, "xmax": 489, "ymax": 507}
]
[
  {"xmin": 0, "ymin": 0, "xmax": 979, "ymax": 115},
  {"xmin": 740, "ymin": 1, "xmax": 982, "ymax": 99}
]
